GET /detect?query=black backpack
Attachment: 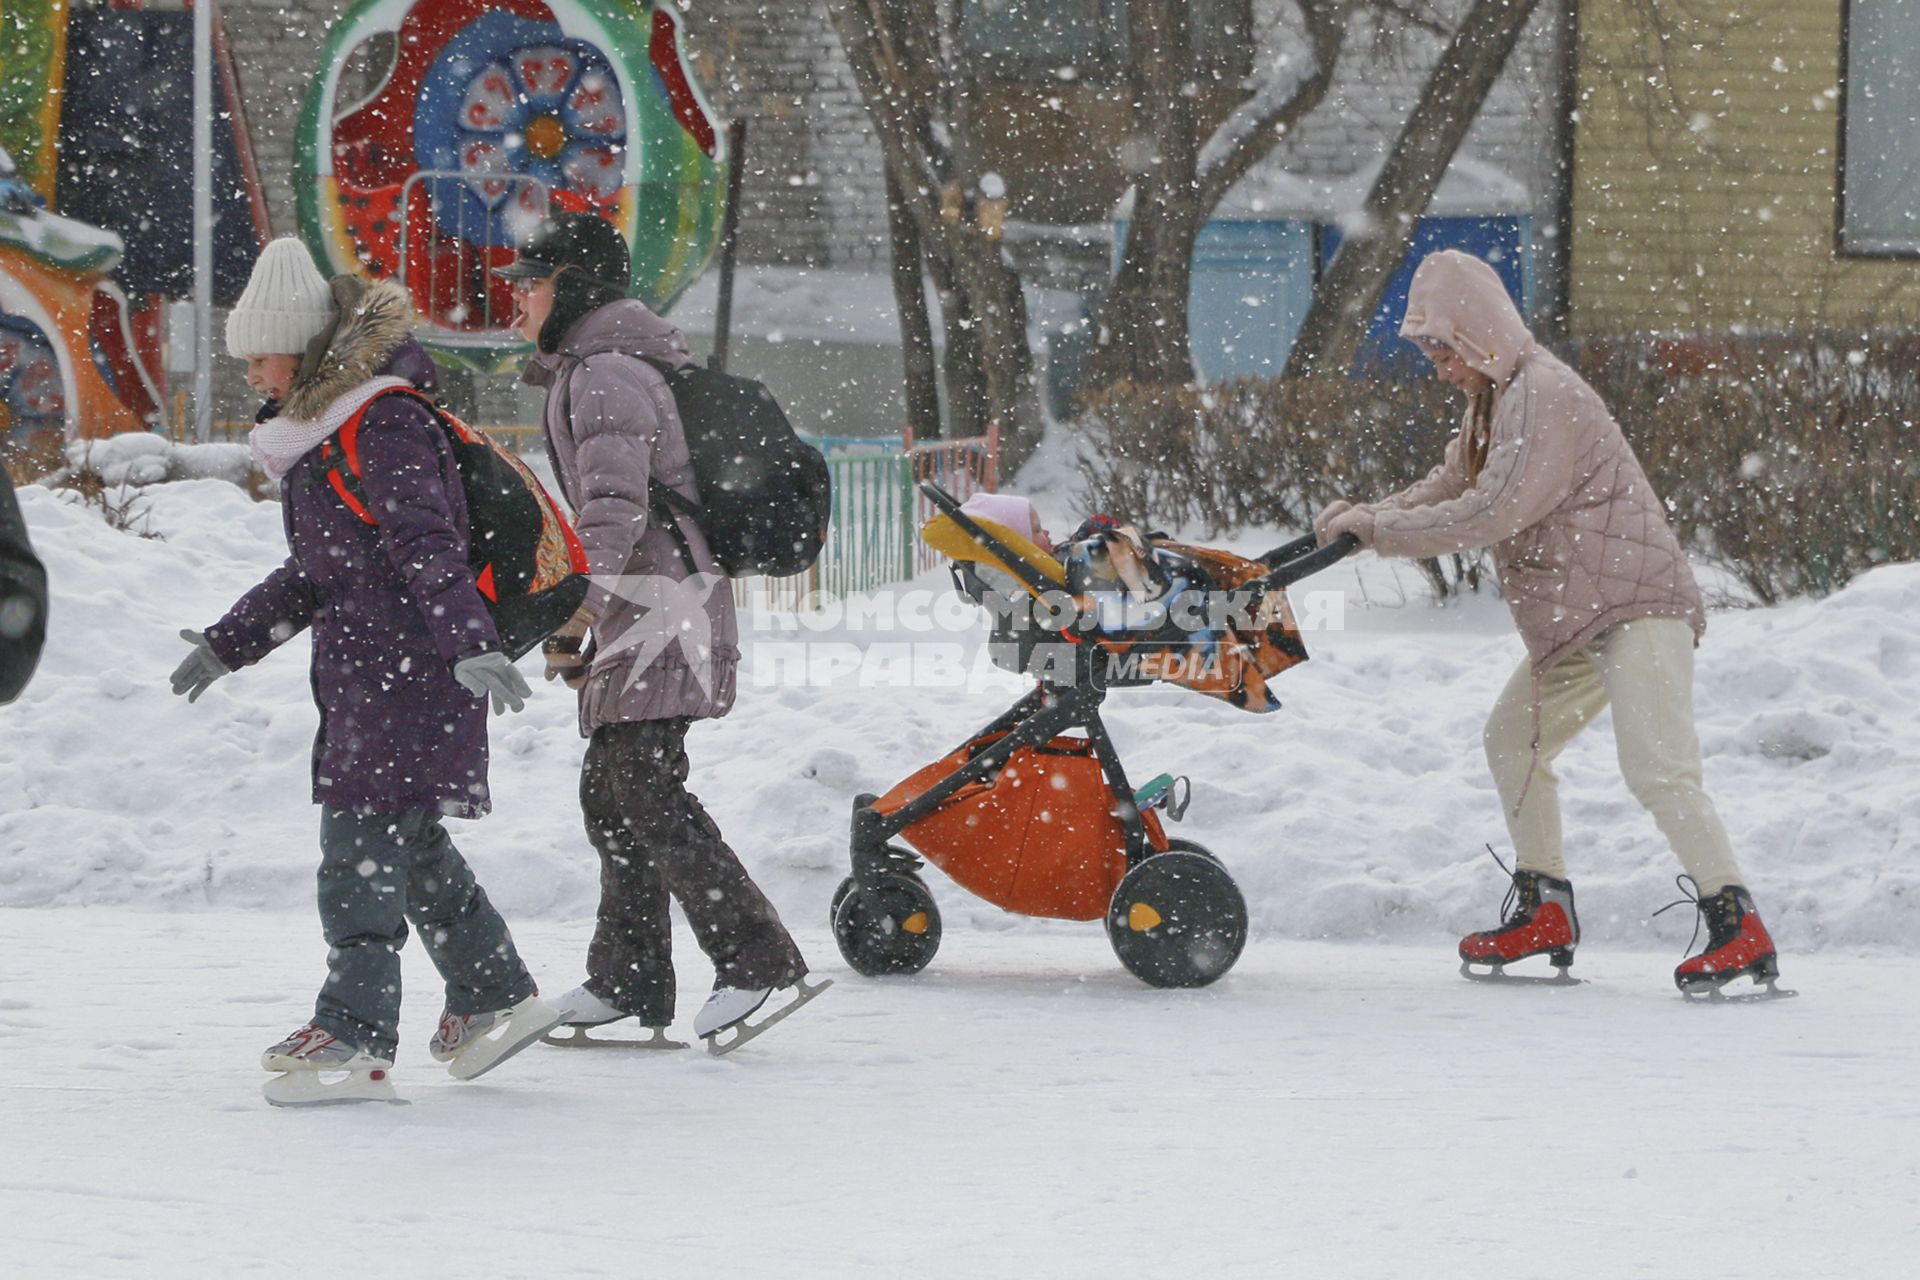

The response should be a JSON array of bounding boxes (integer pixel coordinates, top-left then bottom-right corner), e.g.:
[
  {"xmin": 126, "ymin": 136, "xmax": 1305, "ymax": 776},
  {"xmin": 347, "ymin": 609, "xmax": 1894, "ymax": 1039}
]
[
  {"xmin": 627, "ymin": 359, "xmax": 831, "ymax": 578},
  {"xmin": 320, "ymin": 389, "xmax": 591, "ymax": 660}
]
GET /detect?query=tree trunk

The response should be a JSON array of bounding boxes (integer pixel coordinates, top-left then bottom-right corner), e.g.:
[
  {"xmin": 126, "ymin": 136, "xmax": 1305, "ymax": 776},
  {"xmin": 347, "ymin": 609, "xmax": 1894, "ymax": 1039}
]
[
  {"xmin": 948, "ymin": 236, "xmax": 1039, "ymax": 459},
  {"xmin": 886, "ymin": 166, "xmax": 942, "ymax": 439},
  {"xmin": 825, "ymin": 0, "xmax": 1044, "ymax": 469},
  {"xmin": 1083, "ymin": 0, "xmax": 1346, "ymax": 391},
  {"xmin": 1284, "ymin": 0, "xmax": 1544, "ymax": 379},
  {"xmin": 1086, "ymin": 0, "xmax": 1201, "ymax": 388},
  {"xmin": 931, "ymin": 259, "xmax": 988, "ymax": 442},
  {"xmin": 1091, "ymin": 201, "xmax": 1207, "ymax": 387}
]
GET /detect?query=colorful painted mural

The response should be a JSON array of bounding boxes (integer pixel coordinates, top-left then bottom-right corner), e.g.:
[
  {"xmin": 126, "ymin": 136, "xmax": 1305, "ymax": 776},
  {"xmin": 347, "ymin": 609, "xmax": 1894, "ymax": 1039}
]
[{"xmin": 296, "ymin": 0, "xmax": 727, "ymax": 372}]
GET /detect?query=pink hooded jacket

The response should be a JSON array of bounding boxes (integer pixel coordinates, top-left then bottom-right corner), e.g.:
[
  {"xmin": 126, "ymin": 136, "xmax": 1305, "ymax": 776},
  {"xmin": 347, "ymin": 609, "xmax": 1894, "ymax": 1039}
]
[{"xmin": 1371, "ymin": 251, "xmax": 1705, "ymax": 673}]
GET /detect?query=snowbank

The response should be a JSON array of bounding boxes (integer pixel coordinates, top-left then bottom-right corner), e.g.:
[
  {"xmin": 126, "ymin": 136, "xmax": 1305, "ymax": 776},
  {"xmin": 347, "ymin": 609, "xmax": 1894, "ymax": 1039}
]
[
  {"xmin": 3, "ymin": 478, "xmax": 1914, "ymax": 953},
  {"xmin": 1116, "ymin": 153, "xmax": 1534, "ymax": 222},
  {"xmin": 64, "ymin": 432, "xmax": 257, "ymax": 489}
]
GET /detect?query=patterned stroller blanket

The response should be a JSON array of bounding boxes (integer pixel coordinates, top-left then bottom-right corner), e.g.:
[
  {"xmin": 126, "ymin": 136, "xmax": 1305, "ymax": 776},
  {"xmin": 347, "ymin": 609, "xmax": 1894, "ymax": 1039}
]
[{"xmin": 922, "ymin": 498, "xmax": 1309, "ymax": 713}]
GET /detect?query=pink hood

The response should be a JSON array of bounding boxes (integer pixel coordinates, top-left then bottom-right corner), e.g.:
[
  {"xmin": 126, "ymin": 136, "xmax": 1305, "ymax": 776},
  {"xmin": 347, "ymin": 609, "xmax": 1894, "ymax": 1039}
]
[{"xmin": 1399, "ymin": 250, "xmax": 1533, "ymax": 387}]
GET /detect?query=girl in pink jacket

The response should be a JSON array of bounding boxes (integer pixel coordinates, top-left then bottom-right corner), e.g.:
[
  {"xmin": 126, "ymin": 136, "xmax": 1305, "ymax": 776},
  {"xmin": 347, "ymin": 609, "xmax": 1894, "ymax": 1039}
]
[{"xmin": 1318, "ymin": 250, "xmax": 1781, "ymax": 997}]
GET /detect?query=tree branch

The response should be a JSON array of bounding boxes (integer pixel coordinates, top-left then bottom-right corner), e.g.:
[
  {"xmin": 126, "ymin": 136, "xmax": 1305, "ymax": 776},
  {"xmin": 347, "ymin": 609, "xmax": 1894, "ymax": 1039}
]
[
  {"xmin": 1283, "ymin": 0, "xmax": 1546, "ymax": 377},
  {"xmin": 1196, "ymin": 0, "xmax": 1350, "ymax": 212},
  {"xmin": 1361, "ymin": 0, "xmax": 1451, "ymax": 39}
]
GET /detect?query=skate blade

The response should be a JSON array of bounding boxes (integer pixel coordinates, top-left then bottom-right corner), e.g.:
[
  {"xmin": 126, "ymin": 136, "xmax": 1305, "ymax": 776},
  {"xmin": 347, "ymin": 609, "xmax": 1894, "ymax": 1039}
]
[
  {"xmin": 1459, "ymin": 960, "xmax": 1585, "ymax": 986},
  {"xmin": 448, "ymin": 996, "xmax": 565, "ymax": 1081},
  {"xmin": 704, "ymin": 977, "xmax": 833, "ymax": 1058},
  {"xmin": 262, "ymin": 1068, "xmax": 404, "ymax": 1108},
  {"xmin": 541, "ymin": 1025, "xmax": 688, "ymax": 1051},
  {"xmin": 1682, "ymin": 977, "xmax": 1799, "ymax": 1004}
]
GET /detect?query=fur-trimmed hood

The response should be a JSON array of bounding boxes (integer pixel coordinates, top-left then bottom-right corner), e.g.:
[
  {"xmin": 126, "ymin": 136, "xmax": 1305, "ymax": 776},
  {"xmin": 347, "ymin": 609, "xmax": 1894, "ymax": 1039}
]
[{"xmin": 281, "ymin": 277, "xmax": 430, "ymax": 420}]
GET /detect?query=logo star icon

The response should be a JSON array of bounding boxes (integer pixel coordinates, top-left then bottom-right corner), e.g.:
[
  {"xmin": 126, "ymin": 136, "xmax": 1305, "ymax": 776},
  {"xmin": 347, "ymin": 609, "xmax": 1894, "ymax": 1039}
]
[{"xmin": 590, "ymin": 572, "xmax": 724, "ymax": 697}]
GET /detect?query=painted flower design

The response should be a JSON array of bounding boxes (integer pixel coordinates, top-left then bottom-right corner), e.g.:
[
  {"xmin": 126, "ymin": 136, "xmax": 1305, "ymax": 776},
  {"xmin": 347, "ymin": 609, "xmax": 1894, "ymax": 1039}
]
[{"xmin": 417, "ymin": 14, "xmax": 629, "ymax": 246}]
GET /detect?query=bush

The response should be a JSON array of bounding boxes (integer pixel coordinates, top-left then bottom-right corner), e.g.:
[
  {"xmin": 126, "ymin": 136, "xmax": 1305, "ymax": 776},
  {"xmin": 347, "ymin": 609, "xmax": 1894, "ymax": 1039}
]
[
  {"xmin": 1074, "ymin": 333, "xmax": 1920, "ymax": 605},
  {"xmin": 1572, "ymin": 333, "xmax": 1920, "ymax": 604}
]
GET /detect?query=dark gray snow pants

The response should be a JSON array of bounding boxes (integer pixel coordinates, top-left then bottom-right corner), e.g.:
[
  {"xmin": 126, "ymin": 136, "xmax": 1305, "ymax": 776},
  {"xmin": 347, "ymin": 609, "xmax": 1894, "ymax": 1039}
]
[
  {"xmin": 580, "ymin": 718, "xmax": 806, "ymax": 1026},
  {"xmin": 311, "ymin": 807, "xmax": 537, "ymax": 1059}
]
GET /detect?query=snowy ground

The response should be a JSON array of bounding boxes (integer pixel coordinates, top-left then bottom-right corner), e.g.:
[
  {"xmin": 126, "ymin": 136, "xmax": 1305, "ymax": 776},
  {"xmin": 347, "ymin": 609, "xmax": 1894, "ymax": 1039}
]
[
  {"xmin": 3, "ymin": 469, "xmax": 1917, "ymax": 1275},
  {"xmin": 3, "ymin": 910, "xmax": 1914, "ymax": 1278}
]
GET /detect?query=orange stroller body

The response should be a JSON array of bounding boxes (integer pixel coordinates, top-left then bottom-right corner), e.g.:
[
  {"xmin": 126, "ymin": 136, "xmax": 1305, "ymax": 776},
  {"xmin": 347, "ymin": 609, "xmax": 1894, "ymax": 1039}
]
[{"xmin": 832, "ymin": 483, "xmax": 1358, "ymax": 987}]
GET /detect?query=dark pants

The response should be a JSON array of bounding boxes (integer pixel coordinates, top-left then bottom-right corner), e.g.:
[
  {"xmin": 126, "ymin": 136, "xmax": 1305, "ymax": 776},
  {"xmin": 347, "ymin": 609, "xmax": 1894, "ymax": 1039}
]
[
  {"xmin": 312, "ymin": 807, "xmax": 537, "ymax": 1059},
  {"xmin": 581, "ymin": 719, "xmax": 806, "ymax": 1025}
]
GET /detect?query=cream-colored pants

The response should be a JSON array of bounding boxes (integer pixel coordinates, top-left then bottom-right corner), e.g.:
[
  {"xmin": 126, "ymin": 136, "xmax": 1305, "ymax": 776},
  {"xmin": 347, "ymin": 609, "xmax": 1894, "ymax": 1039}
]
[{"xmin": 1483, "ymin": 617, "xmax": 1744, "ymax": 893}]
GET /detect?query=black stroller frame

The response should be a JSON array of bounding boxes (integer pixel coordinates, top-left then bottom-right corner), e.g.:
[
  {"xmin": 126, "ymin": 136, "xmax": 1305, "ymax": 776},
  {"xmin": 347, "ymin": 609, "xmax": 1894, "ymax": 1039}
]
[{"xmin": 834, "ymin": 481, "xmax": 1357, "ymax": 987}]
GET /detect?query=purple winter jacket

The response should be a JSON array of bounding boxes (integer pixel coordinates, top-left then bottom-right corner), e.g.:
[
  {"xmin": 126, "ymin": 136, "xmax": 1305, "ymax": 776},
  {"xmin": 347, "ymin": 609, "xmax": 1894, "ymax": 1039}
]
[
  {"xmin": 524, "ymin": 299, "xmax": 739, "ymax": 734},
  {"xmin": 205, "ymin": 326, "xmax": 501, "ymax": 818}
]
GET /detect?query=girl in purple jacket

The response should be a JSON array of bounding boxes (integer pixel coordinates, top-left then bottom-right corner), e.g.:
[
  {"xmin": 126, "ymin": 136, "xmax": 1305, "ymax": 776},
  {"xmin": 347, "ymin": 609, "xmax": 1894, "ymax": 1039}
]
[{"xmin": 169, "ymin": 239, "xmax": 559, "ymax": 1104}]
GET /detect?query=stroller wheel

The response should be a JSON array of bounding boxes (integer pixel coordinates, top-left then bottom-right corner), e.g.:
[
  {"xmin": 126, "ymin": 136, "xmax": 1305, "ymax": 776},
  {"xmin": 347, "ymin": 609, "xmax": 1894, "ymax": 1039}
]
[
  {"xmin": 832, "ymin": 873, "xmax": 943, "ymax": 977},
  {"xmin": 830, "ymin": 845, "xmax": 921, "ymax": 922},
  {"xmin": 1106, "ymin": 849, "xmax": 1248, "ymax": 988},
  {"xmin": 1159, "ymin": 836, "xmax": 1223, "ymax": 864}
]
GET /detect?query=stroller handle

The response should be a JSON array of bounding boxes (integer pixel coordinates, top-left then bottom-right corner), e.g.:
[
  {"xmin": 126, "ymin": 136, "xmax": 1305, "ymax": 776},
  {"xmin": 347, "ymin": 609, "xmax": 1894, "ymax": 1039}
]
[
  {"xmin": 920, "ymin": 479, "xmax": 1358, "ymax": 591},
  {"xmin": 1257, "ymin": 533, "xmax": 1320, "ymax": 567},
  {"xmin": 1253, "ymin": 532, "xmax": 1361, "ymax": 590}
]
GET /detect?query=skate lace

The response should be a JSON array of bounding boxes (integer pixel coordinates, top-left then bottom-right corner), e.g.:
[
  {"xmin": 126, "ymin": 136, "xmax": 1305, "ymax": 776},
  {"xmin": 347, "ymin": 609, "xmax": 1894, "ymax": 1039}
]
[
  {"xmin": 1485, "ymin": 845, "xmax": 1524, "ymax": 925},
  {"xmin": 1651, "ymin": 874, "xmax": 1705, "ymax": 955}
]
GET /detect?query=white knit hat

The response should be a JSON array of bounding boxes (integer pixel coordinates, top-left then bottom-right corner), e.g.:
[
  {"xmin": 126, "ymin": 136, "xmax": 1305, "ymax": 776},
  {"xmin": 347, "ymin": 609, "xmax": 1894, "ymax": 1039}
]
[{"xmin": 224, "ymin": 237, "xmax": 334, "ymax": 358}]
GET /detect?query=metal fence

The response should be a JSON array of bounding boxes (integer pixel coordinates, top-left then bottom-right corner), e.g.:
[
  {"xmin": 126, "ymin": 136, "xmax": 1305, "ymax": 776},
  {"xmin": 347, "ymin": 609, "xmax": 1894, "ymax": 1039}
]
[
  {"xmin": 737, "ymin": 426, "xmax": 1000, "ymax": 612},
  {"xmin": 397, "ymin": 171, "xmax": 551, "ymax": 342}
]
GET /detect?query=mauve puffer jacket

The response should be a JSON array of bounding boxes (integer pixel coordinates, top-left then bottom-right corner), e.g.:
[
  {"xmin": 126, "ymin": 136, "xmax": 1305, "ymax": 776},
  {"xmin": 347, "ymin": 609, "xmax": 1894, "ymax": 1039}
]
[
  {"xmin": 1369, "ymin": 249, "xmax": 1705, "ymax": 673},
  {"xmin": 524, "ymin": 299, "xmax": 739, "ymax": 735}
]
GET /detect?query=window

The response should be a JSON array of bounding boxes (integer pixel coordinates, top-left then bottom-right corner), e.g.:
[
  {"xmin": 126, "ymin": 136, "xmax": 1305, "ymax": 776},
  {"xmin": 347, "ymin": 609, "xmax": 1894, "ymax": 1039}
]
[
  {"xmin": 959, "ymin": 0, "xmax": 1253, "ymax": 85},
  {"xmin": 1840, "ymin": 0, "xmax": 1920, "ymax": 254},
  {"xmin": 960, "ymin": 0, "xmax": 1128, "ymax": 83}
]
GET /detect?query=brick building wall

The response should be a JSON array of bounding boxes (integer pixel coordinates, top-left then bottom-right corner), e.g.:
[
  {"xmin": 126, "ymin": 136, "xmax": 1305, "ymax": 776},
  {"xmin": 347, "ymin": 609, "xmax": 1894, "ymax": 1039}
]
[
  {"xmin": 680, "ymin": 1, "xmax": 889, "ymax": 267},
  {"xmin": 1571, "ymin": 0, "xmax": 1920, "ymax": 335},
  {"xmin": 219, "ymin": 0, "xmax": 340, "ymax": 245},
  {"xmin": 1252, "ymin": 0, "xmax": 1566, "ymax": 212}
]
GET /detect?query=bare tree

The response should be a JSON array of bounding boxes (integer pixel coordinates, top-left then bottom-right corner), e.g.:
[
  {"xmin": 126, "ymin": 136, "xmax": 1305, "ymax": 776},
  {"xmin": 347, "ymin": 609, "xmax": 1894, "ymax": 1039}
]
[
  {"xmin": 1283, "ymin": 0, "xmax": 1545, "ymax": 377},
  {"xmin": 830, "ymin": 0, "xmax": 1537, "ymax": 457},
  {"xmin": 827, "ymin": 0, "xmax": 1043, "ymax": 462},
  {"xmin": 884, "ymin": 166, "xmax": 941, "ymax": 440},
  {"xmin": 1086, "ymin": 0, "xmax": 1352, "ymax": 389}
]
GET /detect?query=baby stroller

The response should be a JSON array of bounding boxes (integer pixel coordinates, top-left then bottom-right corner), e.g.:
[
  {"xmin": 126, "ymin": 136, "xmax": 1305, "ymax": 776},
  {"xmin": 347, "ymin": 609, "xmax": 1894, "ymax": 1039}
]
[{"xmin": 832, "ymin": 482, "xmax": 1358, "ymax": 988}]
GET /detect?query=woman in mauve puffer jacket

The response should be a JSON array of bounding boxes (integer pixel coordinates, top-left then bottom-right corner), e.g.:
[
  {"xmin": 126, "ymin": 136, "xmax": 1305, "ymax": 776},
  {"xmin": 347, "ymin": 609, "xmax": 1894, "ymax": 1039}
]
[{"xmin": 1318, "ymin": 249, "xmax": 1781, "ymax": 997}]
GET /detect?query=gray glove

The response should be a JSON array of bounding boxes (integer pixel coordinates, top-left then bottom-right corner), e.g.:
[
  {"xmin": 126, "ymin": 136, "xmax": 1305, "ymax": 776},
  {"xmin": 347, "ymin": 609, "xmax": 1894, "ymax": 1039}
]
[
  {"xmin": 169, "ymin": 629, "xmax": 229, "ymax": 703},
  {"xmin": 453, "ymin": 651, "xmax": 531, "ymax": 715}
]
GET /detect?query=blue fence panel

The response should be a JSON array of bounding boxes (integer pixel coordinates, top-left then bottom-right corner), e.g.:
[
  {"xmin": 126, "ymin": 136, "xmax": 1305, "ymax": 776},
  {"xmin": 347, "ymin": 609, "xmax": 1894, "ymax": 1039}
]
[
  {"xmin": 1188, "ymin": 218, "xmax": 1317, "ymax": 381},
  {"xmin": 1111, "ymin": 215, "xmax": 1317, "ymax": 383}
]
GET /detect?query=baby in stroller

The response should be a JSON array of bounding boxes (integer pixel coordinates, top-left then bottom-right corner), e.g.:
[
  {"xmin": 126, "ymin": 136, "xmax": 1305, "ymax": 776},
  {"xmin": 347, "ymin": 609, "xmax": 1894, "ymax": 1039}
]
[{"xmin": 946, "ymin": 490, "xmax": 1311, "ymax": 708}]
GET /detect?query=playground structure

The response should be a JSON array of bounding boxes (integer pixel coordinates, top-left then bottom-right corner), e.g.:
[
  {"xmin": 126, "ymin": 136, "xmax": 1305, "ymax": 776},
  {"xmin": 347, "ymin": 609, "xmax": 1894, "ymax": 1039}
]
[
  {"xmin": 0, "ymin": 2, "xmax": 267, "ymax": 457},
  {"xmin": 0, "ymin": 149, "xmax": 151, "ymax": 452}
]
